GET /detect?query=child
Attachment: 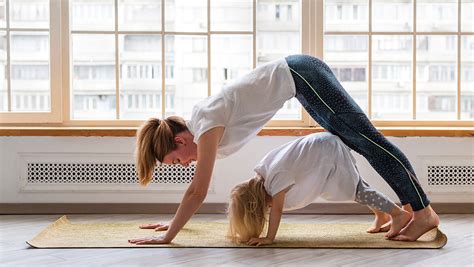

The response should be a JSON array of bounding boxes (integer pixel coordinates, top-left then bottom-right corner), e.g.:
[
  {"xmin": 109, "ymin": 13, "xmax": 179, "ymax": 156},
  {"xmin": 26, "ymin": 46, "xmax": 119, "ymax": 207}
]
[{"xmin": 227, "ymin": 132, "xmax": 411, "ymax": 246}]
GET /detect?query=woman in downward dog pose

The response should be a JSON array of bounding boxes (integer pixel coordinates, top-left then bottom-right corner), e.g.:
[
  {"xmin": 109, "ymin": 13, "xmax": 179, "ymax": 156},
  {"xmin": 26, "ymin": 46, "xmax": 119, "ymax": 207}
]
[
  {"xmin": 128, "ymin": 54, "xmax": 438, "ymax": 245},
  {"xmin": 228, "ymin": 132, "xmax": 406, "ymax": 245}
]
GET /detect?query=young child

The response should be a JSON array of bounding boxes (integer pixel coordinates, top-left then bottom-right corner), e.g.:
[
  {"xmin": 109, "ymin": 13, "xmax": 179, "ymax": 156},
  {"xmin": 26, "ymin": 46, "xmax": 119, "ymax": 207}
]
[{"xmin": 227, "ymin": 132, "xmax": 412, "ymax": 246}]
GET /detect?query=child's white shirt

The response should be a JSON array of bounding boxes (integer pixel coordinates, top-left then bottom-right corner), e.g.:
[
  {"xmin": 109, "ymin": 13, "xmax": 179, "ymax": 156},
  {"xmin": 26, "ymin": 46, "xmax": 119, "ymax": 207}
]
[
  {"xmin": 254, "ymin": 133, "xmax": 360, "ymax": 211},
  {"xmin": 186, "ymin": 58, "xmax": 295, "ymax": 159}
]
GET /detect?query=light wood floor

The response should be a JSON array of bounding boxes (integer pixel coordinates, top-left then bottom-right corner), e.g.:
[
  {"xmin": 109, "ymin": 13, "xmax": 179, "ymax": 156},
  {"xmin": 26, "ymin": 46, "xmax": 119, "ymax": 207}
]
[{"xmin": 1, "ymin": 214, "xmax": 473, "ymax": 266}]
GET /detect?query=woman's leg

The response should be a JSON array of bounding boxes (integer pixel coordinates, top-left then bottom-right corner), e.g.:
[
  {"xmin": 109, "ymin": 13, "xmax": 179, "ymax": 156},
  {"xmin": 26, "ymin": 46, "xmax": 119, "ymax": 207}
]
[
  {"xmin": 285, "ymin": 55, "xmax": 438, "ymax": 240},
  {"xmin": 286, "ymin": 54, "xmax": 429, "ymax": 210}
]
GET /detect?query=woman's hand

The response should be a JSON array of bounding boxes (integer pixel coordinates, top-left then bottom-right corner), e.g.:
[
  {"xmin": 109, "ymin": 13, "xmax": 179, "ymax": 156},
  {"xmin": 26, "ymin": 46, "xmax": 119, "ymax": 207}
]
[
  {"xmin": 128, "ymin": 234, "xmax": 170, "ymax": 245},
  {"xmin": 246, "ymin": 237, "xmax": 273, "ymax": 247},
  {"xmin": 139, "ymin": 222, "xmax": 170, "ymax": 231}
]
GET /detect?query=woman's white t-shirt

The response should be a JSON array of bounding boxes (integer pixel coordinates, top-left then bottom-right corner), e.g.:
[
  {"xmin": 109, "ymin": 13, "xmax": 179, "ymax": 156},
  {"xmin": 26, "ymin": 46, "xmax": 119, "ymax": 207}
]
[
  {"xmin": 186, "ymin": 58, "xmax": 296, "ymax": 158},
  {"xmin": 254, "ymin": 133, "xmax": 360, "ymax": 211}
]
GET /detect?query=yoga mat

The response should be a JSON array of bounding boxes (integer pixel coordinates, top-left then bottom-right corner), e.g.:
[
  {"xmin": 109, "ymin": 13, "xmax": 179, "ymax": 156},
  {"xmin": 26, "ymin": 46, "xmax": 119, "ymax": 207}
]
[{"xmin": 27, "ymin": 216, "xmax": 447, "ymax": 249}]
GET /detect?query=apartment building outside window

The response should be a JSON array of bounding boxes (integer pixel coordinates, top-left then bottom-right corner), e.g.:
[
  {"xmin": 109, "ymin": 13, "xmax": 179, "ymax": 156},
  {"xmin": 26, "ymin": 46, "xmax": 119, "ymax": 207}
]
[{"xmin": 0, "ymin": 0, "xmax": 471, "ymax": 126}]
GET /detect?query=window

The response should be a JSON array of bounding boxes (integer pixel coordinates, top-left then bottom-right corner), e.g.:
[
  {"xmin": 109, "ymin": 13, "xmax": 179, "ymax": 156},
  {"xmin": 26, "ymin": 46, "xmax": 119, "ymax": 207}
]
[
  {"xmin": 340, "ymin": 68, "xmax": 352, "ymax": 81},
  {"xmin": 0, "ymin": 0, "xmax": 60, "ymax": 122},
  {"xmin": 287, "ymin": 5, "xmax": 292, "ymax": 21},
  {"xmin": 192, "ymin": 68, "xmax": 207, "ymax": 83},
  {"xmin": 1, "ymin": 0, "xmax": 471, "ymax": 127},
  {"xmin": 66, "ymin": 0, "xmax": 301, "ymax": 123},
  {"xmin": 324, "ymin": 0, "xmax": 473, "ymax": 122}
]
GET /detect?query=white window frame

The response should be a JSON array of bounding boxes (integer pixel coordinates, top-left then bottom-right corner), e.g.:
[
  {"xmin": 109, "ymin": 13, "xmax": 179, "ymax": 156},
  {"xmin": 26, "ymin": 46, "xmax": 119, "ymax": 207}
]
[
  {"xmin": 0, "ymin": 0, "xmax": 471, "ymax": 127},
  {"xmin": 320, "ymin": 0, "xmax": 472, "ymax": 127},
  {"xmin": 0, "ymin": 0, "xmax": 62, "ymax": 123},
  {"xmin": 58, "ymin": 0, "xmax": 313, "ymax": 127}
]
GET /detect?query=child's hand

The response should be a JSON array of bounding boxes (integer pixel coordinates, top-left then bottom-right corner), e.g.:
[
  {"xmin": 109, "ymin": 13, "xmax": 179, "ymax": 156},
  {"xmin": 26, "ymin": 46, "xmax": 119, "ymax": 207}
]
[
  {"xmin": 128, "ymin": 234, "xmax": 170, "ymax": 245},
  {"xmin": 247, "ymin": 237, "xmax": 273, "ymax": 246},
  {"xmin": 139, "ymin": 222, "xmax": 170, "ymax": 231}
]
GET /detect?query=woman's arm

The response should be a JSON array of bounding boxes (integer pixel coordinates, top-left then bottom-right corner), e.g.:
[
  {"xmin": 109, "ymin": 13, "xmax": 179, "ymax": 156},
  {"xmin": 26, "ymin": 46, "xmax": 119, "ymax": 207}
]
[
  {"xmin": 129, "ymin": 127, "xmax": 224, "ymax": 245},
  {"xmin": 247, "ymin": 190, "xmax": 286, "ymax": 246},
  {"xmin": 164, "ymin": 127, "xmax": 223, "ymax": 241}
]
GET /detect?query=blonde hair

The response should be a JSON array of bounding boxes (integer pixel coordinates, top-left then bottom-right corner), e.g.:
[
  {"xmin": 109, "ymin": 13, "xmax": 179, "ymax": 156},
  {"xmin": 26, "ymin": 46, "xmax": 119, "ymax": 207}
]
[
  {"xmin": 135, "ymin": 116, "xmax": 187, "ymax": 186},
  {"xmin": 227, "ymin": 176, "xmax": 269, "ymax": 243}
]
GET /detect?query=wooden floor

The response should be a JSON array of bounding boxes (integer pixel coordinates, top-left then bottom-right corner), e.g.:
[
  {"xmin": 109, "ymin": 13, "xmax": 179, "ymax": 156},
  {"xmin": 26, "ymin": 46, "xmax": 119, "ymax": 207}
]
[{"xmin": 1, "ymin": 214, "xmax": 473, "ymax": 266}]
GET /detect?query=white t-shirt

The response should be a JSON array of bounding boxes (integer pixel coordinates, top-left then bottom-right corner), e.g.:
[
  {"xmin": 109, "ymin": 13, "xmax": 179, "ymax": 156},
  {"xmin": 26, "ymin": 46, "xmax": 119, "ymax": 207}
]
[
  {"xmin": 254, "ymin": 133, "xmax": 360, "ymax": 211},
  {"xmin": 186, "ymin": 58, "xmax": 296, "ymax": 158}
]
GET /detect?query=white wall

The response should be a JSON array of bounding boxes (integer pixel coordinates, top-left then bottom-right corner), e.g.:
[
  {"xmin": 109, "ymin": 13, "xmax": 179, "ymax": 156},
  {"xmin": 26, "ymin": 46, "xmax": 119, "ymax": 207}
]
[{"xmin": 0, "ymin": 135, "xmax": 473, "ymax": 204}]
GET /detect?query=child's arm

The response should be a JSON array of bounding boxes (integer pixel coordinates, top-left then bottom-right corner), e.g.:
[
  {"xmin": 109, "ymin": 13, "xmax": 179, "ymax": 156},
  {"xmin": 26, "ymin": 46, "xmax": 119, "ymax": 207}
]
[
  {"xmin": 128, "ymin": 127, "xmax": 224, "ymax": 245},
  {"xmin": 247, "ymin": 190, "xmax": 286, "ymax": 246}
]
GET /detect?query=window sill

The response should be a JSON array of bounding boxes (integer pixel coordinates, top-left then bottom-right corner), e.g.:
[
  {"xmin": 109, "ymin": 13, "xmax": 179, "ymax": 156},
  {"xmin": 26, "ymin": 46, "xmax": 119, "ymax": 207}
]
[{"xmin": 0, "ymin": 126, "xmax": 472, "ymax": 137}]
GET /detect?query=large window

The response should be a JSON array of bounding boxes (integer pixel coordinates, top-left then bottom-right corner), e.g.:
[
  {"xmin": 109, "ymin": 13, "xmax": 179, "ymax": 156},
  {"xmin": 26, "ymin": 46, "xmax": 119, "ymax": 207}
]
[
  {"xmin": 324, "ymin": 0, "xmax": 473, "ymax": 122},
  {"xmin": 0, "ymin": 0, "xmax": 61, "ymax": 123},
  {"xmin": 69, "ymin": 0, "xmax": 302, "ymax": 124},
  {"xmin": 0, "ymin": 0, "xmax": 472, "ymax": 127}
]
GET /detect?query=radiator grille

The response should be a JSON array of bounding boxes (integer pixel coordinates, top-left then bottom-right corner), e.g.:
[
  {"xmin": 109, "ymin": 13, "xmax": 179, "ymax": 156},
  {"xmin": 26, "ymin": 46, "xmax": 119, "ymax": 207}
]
[
  {"xmin": 427, "ymin": 165, "xmax": 473, "ymax": 186},
  {"xmin": 27, "ymin": 163, "xmax": 194, "ymax": 184}
]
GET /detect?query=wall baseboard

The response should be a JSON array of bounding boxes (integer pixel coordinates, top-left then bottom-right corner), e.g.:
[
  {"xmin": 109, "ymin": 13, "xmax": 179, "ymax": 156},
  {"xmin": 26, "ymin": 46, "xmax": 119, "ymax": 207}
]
[{"xmin": 1, "ymin": 202, "xmax": 473, "ymax": 215}]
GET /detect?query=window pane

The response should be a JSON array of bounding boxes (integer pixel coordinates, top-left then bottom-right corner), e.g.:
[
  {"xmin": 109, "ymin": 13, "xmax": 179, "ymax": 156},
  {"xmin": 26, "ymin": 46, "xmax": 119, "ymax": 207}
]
[
  {"xmin": 417, "ymin": 35, "xmax": 457, "ymax": 120},
  {"xmin": 0, "ymin": 0, "xmax": 5, "ymax": 28},
  {"xmin": 165, "ymin": 0, "xmax": 206, "ymax": 32},
  {"xmin": 324, "ymin": 0, "xmax": 368, "ymax": 32},
  {"xmin": 119, "ymin": 34, "xmax": 162, "ymax": 120},
  {"xmin": 461, "ymin": 35, "xmax": 474, "ymax": 119},
  {"xmin": 372, "ymin": 35, "xmax": 412, "ymax": 119},
  {"xmin": 417, "ymin": 0, "xmax": 457, "ymax": 32},
  {"xmin": 257, "ymin": 0, "xmax": 300, "ymax": 64},
  {"xmin": 10, "ymin": 0, "xmax": 49, "ymax": 29},
  {"xmin": 324, "ymin": 35, "xmax": 369, "ymax": 114},
  {"xmin": 0, "ymin": 31, "xmax": 5, "ymax": 111},
  {"xmin": 373, "ymin": 0, "xmax": 412, "ymax": 32},
  {"xmin": 211, "ymin": 0, "xmax": 252, "ymax": 32},
  {"xmin": 257, "ymin": 0, "xmax": 301, "ymax": 120},
  {"xmin": 165, "ymin": 35, "xmax": 207, "ymax": 119},
  {"xmin": 71, "ymin": 0, "xmax": 114, "ymax": 31},
  {"xmin": 211, "ymin": 35, "xmax": 252, "ymax": 95},
  {"xmin": 462, "ymin": 0, "xmax": 474, "ymax": 32},
  {"xmin": 10, "ymin": 32, "xmax": 50, "ymax": 112},
  {"xmin": 118, "ymin": 0, "xmax": 161, "ymax": 31},
  {"xmin": 72, "ymin": 34, "xmax": 116, "ymax": 119}
]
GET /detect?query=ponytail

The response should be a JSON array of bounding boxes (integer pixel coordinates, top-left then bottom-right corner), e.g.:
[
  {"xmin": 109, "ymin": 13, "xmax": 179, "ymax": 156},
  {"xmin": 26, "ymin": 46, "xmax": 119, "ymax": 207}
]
[{"xmin": 135, "ymin": 116, "xmax": 187, "ymax": 185}]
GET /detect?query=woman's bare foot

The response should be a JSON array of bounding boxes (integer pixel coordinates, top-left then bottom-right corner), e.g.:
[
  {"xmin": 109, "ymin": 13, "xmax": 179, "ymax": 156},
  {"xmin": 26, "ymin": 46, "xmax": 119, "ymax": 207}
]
[
  {"xmin": 390, "ymin": 205, "xmax": 440, "ymax": 241},
  {"xmin": 402, "ymin": 204, "xmax": 414, "ymax": 214},
  {"xmin": 367, "ymin": 211, "xmax": 391, "ymax": 233},
  {"xmin": 385, "ymin": 207, "xmax": 412, "ymax": 238}
]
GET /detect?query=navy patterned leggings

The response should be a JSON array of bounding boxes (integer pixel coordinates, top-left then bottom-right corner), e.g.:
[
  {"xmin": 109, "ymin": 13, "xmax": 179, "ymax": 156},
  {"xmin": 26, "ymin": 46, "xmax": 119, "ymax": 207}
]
[{"xmin": 285, "ymin": 54, "xmax": 430, "ymax": 211}]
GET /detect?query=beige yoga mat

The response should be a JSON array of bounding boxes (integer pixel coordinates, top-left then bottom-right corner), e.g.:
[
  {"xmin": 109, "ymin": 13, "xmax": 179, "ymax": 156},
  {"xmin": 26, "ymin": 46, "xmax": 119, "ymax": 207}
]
[{"xmin": 27, "ymin": 216, "xmax": 447, "ymax": 249}]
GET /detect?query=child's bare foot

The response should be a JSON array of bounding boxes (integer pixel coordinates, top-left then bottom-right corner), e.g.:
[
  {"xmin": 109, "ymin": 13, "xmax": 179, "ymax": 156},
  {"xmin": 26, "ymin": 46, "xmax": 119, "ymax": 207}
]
[
  {"xmin": 385, "ymin": 207, "xmax": 412, "ymax": 238},
  {"xmin": 390, "ymin": 205, "xmax": 440, "ymax": 241},
  {"xmin": 379, "ymin": 222, "xmax": 391, "ymax": 232},
  {"xmin": 367, "ymin": 212, "xmax": 391, "ymax": 233}
]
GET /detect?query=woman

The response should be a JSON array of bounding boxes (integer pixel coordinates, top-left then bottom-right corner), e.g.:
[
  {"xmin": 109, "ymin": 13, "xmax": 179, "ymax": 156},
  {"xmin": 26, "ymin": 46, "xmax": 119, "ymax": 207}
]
[{"xmin": 128, "ymin": 55, "xmax": 439, "ymax": 245}]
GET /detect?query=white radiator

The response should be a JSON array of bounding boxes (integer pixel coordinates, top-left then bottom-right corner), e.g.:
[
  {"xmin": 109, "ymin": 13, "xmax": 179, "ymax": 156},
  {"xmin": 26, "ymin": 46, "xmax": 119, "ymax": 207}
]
[
  {"xmin": 421, "ymin": 156, "xmax": 474, "ymax": 193},
  {"xmin": 19, "ymin": 153, "xmax": 474, "ymax": 195},
  {"xmin": 18, "ymin": 152, "xmax": 195, "ymax": 193}
]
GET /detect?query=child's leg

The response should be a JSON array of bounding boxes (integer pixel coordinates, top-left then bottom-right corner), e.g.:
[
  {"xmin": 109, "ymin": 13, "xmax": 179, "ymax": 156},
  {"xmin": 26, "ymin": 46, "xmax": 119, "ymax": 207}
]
[
  {"xmin": 368, "ymin": 207, "xmax": 391, "ymax": 233},
  {"xmin": 355, "ymin": 178, "xmax": 412, "ymax": 236}
]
